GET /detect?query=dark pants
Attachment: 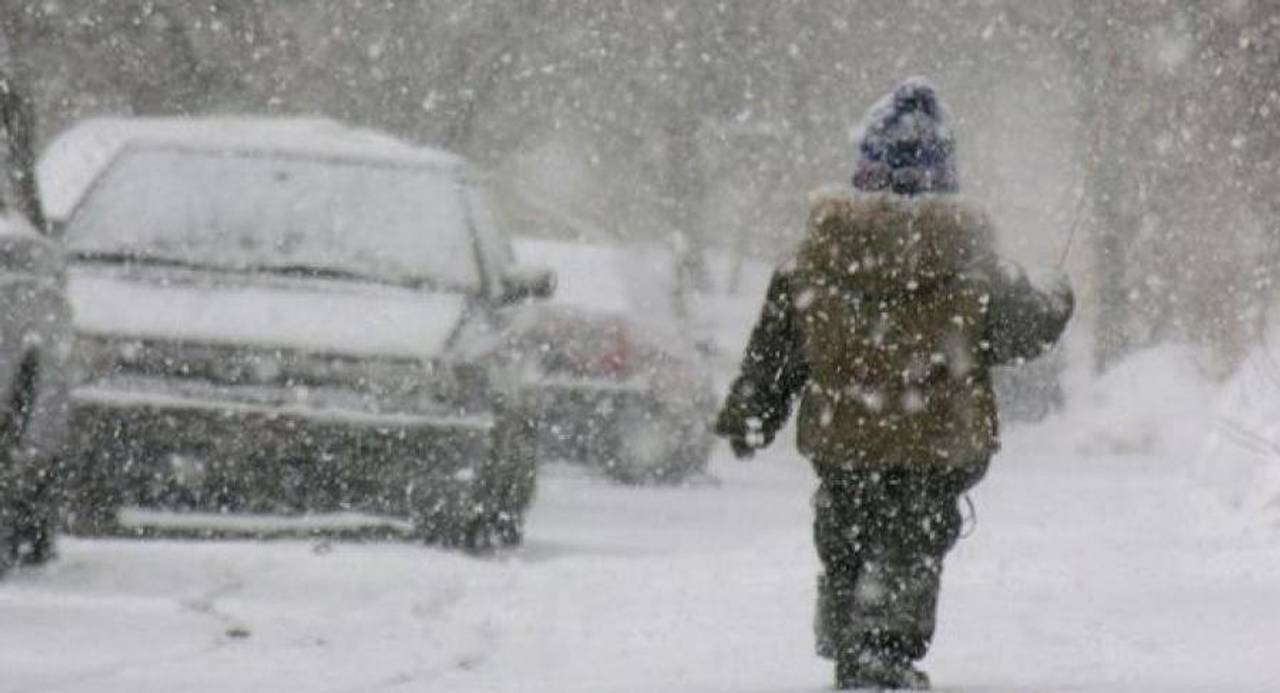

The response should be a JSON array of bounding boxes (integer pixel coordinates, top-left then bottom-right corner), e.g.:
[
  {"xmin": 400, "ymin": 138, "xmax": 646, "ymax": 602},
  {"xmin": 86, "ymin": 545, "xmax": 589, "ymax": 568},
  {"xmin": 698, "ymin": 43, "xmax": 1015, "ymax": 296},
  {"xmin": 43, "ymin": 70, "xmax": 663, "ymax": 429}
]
[{"xmin": 812, "ymin": 462, "xmax": 985, "ymax": 666}]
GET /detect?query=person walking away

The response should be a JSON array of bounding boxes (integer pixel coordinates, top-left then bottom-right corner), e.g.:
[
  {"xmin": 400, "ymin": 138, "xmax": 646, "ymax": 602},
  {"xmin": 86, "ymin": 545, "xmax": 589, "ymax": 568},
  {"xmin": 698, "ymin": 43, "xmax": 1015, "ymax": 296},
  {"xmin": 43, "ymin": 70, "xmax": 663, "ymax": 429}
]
[{"xmin": 715, "ymin": 77, "xmax": 1074, "ymax": 690}]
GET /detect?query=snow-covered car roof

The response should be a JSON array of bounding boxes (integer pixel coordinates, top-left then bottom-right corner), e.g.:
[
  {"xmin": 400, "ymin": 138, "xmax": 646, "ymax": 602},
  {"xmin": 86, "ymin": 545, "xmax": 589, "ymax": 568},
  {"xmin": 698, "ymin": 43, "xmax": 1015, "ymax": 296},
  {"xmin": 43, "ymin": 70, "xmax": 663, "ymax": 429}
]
[
  {"xmin": 512, "ymin": 237, "xmax": 679, "ymax": 316},
  {"xmin": 38, "ymin": 116, "xmax": 464, "ymax": 223},
  {"xmin": 512, "ymin": 237, "xmax": 697, "ymax": 351}
]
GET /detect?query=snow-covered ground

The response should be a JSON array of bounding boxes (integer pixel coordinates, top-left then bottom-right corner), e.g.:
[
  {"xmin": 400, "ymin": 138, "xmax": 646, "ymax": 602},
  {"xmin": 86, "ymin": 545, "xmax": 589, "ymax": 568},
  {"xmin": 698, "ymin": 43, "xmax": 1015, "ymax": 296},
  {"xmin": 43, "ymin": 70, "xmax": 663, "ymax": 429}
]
[{"xmin": 3, "ymin": 347, "xmax": 1279, "ymax": 692}]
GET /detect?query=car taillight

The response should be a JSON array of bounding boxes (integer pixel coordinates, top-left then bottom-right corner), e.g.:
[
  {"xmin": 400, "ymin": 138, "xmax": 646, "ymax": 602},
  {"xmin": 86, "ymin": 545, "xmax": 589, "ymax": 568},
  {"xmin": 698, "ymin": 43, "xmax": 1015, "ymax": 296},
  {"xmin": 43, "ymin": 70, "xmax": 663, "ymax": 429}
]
[
  {"xmin": 587, "ymin": 319, "xmax": 631, "ymax": 378},
  {"xmin": 538, "ymin": 316, "xmax": 635, "ymax": 379}
]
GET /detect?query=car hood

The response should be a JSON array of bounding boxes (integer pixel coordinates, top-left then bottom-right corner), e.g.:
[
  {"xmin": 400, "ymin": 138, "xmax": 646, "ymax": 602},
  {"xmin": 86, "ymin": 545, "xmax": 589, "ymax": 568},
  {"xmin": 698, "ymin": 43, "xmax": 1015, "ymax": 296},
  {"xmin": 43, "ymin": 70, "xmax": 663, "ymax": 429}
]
[{"xmin": 68, "ymin": 267, "xmax": 467, "ymax": 359}]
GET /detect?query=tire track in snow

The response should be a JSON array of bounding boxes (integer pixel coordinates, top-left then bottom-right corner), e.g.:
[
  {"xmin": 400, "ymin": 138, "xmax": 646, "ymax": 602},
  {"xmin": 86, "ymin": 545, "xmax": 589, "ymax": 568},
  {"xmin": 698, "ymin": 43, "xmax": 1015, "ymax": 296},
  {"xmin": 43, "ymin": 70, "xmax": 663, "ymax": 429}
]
[
  {"xmin": 178, "ymin": 576, "xmax": 251, "ymax": 638},
  {"xmin": 315, "ymin": 571, "xmax": 509, "ymax": 693},
  {"xmin": 4, "ymin": 569, "xmax": 254, "ymax": 692}
]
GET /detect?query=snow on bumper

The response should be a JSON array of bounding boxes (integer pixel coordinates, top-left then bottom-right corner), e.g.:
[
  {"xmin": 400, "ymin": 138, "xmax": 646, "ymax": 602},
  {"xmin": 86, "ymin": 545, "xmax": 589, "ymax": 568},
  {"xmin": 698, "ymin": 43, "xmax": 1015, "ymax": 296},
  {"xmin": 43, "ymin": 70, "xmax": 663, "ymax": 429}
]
[
  {"xmin": 65, "ymin": 381, "xmax": 497, "ymax": 528},
  {"xmin": 114, "ymin": 508, "xmax": 417, "ymax": 536},
  {"xmin": 71, "ymin": 384, "xmax": 495, "ymax": 432}
]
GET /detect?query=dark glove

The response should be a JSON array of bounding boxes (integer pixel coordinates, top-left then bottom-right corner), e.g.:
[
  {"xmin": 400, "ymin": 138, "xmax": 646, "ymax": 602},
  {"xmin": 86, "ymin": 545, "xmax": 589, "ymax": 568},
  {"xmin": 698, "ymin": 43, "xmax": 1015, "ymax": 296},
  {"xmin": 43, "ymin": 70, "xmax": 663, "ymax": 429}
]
[
  {"xmin": 727, "ymin": 436, "xmax": 756, "ymax": 460},
  {"xmin": 713, "ymin": 413, "xmax": 758, "ymax": 461}
]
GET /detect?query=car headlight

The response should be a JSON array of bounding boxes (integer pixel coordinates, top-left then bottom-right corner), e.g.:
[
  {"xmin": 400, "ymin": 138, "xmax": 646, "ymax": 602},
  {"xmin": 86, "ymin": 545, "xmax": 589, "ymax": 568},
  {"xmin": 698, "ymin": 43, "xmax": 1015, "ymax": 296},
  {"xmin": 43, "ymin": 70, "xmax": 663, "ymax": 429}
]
[
  {"xmin": 72, "ymin": 335, "xmax": 140, "ymax": 383},
  {"xmin": 288, "ymin": 356, "xmax": 487, "ymax": 415}
]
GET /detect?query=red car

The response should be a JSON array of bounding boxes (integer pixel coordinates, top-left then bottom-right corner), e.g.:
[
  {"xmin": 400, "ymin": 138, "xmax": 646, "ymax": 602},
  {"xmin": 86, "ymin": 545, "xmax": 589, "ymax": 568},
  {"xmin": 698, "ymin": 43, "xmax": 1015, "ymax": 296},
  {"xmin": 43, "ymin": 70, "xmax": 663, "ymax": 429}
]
[{"xmin": 510, "ymin": 239, "xmax": 715, "ymax": 484}]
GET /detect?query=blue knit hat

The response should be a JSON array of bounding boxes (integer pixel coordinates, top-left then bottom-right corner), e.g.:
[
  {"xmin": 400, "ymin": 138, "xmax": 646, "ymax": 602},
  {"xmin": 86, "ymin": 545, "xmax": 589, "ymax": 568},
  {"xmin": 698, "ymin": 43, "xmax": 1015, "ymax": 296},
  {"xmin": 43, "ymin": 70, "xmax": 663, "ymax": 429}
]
[{"xmin": 852, "ymin": 77, "xmax": 957, "ymax": 195}]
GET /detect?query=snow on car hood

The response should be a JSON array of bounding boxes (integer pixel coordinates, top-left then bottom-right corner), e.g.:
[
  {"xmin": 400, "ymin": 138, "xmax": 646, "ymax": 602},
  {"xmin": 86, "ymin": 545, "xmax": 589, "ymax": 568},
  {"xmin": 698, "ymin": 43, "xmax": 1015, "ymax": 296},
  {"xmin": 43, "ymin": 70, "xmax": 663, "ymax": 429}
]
[
  {"xmin": 39, "ymin": 116, "xmax": 463, "ymax": 224},
  {"xmin": 68, "ymin": 268, "xmax": 465, "ymax": 359}
]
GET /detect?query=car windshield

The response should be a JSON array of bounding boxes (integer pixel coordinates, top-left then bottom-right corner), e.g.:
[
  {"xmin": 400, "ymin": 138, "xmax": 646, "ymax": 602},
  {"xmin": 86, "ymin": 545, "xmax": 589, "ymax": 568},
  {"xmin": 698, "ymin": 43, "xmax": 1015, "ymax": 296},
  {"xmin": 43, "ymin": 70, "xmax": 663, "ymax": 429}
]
[{"xmin": 63, "ymin": 146, "xmax": 481, "ymax": 290}]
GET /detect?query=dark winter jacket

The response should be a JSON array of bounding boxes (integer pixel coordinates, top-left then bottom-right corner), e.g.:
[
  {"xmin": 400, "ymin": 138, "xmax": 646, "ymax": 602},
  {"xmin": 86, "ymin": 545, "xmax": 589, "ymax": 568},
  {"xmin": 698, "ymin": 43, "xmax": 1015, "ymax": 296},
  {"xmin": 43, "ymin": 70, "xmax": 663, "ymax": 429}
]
[{"xmin": 715, "ymin": 190, "xmax": 1073, "ymax": 471}]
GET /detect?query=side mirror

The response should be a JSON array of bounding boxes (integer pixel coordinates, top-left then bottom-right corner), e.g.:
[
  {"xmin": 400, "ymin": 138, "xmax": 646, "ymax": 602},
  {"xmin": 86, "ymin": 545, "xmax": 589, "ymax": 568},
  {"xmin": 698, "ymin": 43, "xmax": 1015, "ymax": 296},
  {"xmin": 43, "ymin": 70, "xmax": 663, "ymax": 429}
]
[{"xmin": 500, "ymin": 265, "xmax": 556, "ymax": 304}]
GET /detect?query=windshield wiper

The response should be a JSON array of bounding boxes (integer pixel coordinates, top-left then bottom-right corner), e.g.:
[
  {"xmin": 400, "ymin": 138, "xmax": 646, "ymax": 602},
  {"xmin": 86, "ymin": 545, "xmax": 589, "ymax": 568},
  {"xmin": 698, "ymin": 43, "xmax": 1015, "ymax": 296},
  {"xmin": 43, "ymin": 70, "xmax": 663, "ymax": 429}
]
[
  {"xmin": 71, "ymin": 249, "xmax": 206, "ymax": 270},
  {"xmin": 245, "ymin": 263, "xmax": 394, "ymax": 285},
  {"xmin": 74, "ymin": 251, "xmax": 461, "ymax": 292},
  {"xmin": 248, "ymin": 263, "xmax": 468, "ymax": 292}
]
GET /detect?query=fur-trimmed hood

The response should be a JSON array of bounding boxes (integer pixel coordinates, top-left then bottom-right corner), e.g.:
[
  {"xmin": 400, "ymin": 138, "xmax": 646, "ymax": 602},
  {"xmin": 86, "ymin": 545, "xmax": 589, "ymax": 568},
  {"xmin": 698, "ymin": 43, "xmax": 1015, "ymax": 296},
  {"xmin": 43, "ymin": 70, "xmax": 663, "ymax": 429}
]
[{"xmin": 796, "ymin": 190, "xmax": 996, "ymax": 297}]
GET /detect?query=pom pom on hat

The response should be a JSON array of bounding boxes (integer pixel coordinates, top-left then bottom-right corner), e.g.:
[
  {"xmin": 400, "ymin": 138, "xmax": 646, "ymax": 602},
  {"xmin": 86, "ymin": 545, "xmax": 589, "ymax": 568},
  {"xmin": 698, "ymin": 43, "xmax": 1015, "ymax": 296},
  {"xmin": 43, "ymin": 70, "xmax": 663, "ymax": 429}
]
[{"xmin": 852, "ymin": 77, "xmax": 957, "ymax": 195}]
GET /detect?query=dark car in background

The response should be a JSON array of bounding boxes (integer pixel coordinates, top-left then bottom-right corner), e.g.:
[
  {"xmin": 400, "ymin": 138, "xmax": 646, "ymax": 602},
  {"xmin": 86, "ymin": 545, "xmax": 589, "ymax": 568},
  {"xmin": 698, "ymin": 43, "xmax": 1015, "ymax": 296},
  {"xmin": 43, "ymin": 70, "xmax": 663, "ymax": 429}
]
[
  {"xmin": 509, "ymin": 239, "xmax": 715, "ymax": 484},
  {"xmin": 38, "ymin": 117, "xmax": 554, "ymax": 550},
  {"xmin": 0, "ymin": 72, "xmax": 71, "ymax": 575}
]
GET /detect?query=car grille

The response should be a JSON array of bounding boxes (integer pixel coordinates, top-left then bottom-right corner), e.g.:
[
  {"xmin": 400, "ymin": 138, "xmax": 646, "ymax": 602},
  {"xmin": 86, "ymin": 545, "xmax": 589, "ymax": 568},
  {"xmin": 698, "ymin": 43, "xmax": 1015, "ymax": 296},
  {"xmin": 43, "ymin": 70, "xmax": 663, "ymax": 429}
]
[{"xmin": 75, "ymin": 336, "xmax": 484, "ymax": 415}]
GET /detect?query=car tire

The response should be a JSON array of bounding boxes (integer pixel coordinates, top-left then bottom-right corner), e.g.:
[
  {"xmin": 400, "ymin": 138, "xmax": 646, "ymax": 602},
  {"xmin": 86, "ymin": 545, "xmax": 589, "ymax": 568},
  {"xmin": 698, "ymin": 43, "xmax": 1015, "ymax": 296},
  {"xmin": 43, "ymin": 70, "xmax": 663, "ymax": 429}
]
[
  {"xmin": 410, "ymin": 406, "xmax": 537, "ymax": 553},
  {"xmin": 1, "ymin": 356, "xmax": 60, "ymax": 573},
  {"xmin": 602, "ymin": 402, "xmax": 711, "ymax": 485},
  {"xmin": 1, "ymin": 473, "xmax": 57, "ymax": 571},
  {"xmin": 467, "ymin": 406, "xmax": 537, "ymax": 551}
]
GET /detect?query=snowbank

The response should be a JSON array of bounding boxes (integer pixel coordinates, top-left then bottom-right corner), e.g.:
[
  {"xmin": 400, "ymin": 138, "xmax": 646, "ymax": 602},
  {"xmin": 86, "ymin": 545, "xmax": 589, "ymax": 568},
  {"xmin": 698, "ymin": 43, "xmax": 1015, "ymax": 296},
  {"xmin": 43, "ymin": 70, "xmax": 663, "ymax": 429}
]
[
  {"xmin": 1050, "ymin": 346, "xmax": 1217, "ymax": 462},
  {"xmin": 1198, "ymin": 341, "xmax": 1280, "ymax": 518},
  {"xmin": 1022, "ymin": 342, "xmax": 1280, "ymax": 526}
]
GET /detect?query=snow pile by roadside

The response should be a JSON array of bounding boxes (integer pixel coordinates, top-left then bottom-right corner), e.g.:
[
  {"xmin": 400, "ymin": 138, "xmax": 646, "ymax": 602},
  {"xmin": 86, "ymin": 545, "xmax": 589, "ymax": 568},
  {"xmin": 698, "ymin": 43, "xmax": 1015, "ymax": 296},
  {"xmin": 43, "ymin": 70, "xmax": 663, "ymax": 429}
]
[
  {"xmin": 1198, "ymin": 342, "xmax": 1280, "ymax": 519},
  {"xmin": 1047, "ymin": 346, "xmax": 1217, "ymax": 462},
  {"xmin": 1044, "ymin": 340, "xmax": 1280, "ymax": 525}
]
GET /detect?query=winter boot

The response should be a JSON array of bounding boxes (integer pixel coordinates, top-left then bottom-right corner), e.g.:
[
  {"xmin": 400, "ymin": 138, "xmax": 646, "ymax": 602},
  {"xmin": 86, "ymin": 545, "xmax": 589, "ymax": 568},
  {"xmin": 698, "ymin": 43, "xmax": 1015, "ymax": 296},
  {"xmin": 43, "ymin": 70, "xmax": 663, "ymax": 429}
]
[
  {"xmin": 815, "ymin": 572, "xmax": 855, "ymax": 659},
  {"xmin": 836, "ymin": 649, "xmax": 931, "ymax": 690}
]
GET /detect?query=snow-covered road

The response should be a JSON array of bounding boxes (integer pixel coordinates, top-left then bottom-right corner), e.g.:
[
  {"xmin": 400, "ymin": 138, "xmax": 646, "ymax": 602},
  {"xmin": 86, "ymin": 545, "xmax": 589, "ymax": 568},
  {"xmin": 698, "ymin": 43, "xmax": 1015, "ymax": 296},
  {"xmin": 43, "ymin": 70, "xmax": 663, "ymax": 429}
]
[{"xmin": 3, "ymin": 367, "xmax": 1279, "ymax": 692}]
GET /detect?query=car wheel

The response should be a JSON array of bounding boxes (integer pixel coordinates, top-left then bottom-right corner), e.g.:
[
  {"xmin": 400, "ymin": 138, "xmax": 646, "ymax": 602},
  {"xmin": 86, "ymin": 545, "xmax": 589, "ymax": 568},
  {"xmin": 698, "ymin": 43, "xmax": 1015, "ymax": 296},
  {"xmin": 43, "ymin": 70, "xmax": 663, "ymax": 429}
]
[
  {"xmin": 603, "ymin": 403, "xmax": 710, "ymax": 485},
  {"xmin": 407, "ymin": 471, "xmax": 476, "ymax": 549},
  {"xmin": 1, "ymin": 356, "xmax": 58, "ymax": 571},
  {"xmin": 2, "ymin": 476, "xmax": 56, "ymax": 570},
  {"xmin": 468, "ymin": 407, "xmax": 537, "ymax": 550},
  {"xmin": 410, "ymin": 407, "xmax": 537, "ymax": 552},
  {"xmin": 0, "ymin": 509, "xmax": 13, "ymax": 576},
  {"xmin": 59, "ymin": 453, "xmax": 126, "ymax": 536}
]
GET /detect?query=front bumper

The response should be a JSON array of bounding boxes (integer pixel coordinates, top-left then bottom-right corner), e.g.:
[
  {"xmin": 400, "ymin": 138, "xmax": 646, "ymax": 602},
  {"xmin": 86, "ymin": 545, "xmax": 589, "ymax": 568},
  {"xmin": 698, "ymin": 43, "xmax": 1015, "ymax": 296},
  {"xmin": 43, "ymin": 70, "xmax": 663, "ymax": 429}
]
[{"xmin": 65, "ymin": 380, "xmax": 496, "ymax": 530}]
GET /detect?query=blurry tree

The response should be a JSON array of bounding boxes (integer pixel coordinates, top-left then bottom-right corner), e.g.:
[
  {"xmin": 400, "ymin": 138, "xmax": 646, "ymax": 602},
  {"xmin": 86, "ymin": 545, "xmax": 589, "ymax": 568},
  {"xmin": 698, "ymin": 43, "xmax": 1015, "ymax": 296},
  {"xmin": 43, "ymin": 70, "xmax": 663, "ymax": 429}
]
[
  {"xmin": 1006, "ymin": 0, "xmax": 1272, "ymax": 372},
  {"xmin": 1, "ymin": 0, "xmax": 1276, "ymax": 371},
  {"xmin": 0, "ymin": 20, "xmax": 43, "ymax": 228},
  {"xmin": 1208, "ymin": 1, "xmax": 1280, "ymax": 360}
]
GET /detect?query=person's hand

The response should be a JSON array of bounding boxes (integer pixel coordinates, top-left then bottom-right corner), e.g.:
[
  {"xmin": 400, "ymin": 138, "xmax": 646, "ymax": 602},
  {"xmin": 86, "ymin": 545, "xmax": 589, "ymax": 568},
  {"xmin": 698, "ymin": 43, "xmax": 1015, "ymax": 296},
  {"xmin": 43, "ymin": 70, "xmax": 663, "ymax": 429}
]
[
  {"xmin": 1046, "ymin": 270, "xmax": 1075, "ymax": 317},
  {"xmin": 713, "ymin": 413, "xmax": 766, "ymax": 460},
  {"xmin": 728, "ymin": 436, "xmax": 756, "ymax": 460}
]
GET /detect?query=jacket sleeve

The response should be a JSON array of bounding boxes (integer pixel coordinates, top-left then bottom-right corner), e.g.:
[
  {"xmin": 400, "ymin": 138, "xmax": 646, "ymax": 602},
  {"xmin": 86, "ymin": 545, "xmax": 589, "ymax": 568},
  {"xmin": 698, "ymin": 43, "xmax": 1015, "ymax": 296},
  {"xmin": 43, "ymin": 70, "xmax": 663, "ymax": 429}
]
[
  {"xmin": 983, "ymin": 259, "xmax": 1075, "ymax": 367},
  {"xmin": 714, "ymin": 269, "xmax": 810, "ymax": 453}
]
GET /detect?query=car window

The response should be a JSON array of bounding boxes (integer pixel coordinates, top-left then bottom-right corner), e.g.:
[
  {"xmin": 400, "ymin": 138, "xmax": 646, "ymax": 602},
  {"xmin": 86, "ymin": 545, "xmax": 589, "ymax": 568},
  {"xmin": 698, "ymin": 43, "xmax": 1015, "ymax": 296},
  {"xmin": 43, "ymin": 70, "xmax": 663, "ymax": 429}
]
[{"xmin": 64, "ymin": 146, "xmax": 482, "ymax": 290}]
